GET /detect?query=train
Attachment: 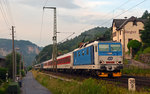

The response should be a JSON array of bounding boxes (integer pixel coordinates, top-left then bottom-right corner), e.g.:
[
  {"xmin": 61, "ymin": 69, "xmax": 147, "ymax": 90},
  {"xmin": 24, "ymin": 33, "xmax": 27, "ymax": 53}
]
[{"xmin": 34, "ymin": 41, "xmax": 123, "ymax": 77}]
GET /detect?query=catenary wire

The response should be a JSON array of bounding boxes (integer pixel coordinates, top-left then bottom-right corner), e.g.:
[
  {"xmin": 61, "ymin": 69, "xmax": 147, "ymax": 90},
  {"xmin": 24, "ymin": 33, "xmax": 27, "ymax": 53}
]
[
  {"xmin": 39, "ymin": 10, "xmax": 45, "ymax": 46},
  {"xmin": 98, "ymin": 0, "xmax": 147, "ymax": 27},
  {"xmin": 0, "ymin": 0, "xmax": 11, "ymax": 28},
  {"xmin": 3, "ymin": 0, "xmax": 15, "ymax": 25}
]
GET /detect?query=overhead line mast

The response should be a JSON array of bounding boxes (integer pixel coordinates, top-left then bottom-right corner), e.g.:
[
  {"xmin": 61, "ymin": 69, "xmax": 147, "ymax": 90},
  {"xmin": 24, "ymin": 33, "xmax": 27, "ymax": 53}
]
[
  {"xmin": 12, "ymin": 26, "xmax": 15, "ymax": 81},
  {"xmin": 43, "ymin": 7, "xmax": 57, "ymax": 72}
]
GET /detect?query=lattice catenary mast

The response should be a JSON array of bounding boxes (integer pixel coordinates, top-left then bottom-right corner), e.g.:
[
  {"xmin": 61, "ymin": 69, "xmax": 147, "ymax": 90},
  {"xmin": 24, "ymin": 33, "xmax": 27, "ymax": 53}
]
[{"xmin": 43, "ymin": 7, "xmax": 57, "ymax": 72}]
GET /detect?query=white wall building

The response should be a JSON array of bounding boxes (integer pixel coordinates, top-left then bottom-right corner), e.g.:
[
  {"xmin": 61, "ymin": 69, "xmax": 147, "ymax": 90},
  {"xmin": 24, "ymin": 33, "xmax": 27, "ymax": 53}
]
[{"xmin": 112, "ymin": 16, "xmax": 146, "ymax": 52}]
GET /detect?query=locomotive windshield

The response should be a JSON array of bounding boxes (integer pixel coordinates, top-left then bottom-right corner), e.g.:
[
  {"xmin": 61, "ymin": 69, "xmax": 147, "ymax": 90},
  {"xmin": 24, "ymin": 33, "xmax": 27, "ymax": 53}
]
[
  {"xmin": 99, "ymin": 44, "xmax": 109, "ymax": 51},
  {"xmin": 110, "ymin": 44, "xmax": 121, "ymax": 51},
  {"xmin": 98, "ymin": 43, "xmax": 122, "ymax": 56}
]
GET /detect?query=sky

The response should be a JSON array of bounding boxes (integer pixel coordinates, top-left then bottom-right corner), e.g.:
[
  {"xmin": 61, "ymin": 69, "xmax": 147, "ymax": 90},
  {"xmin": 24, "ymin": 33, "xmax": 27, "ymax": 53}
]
[{"xmin": 0, "ymin": 0, "xmax": 150, "ymax": 47}]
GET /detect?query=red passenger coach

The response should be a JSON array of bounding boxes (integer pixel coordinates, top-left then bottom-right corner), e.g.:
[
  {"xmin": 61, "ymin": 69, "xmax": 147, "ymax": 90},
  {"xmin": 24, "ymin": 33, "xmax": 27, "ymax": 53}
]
[
  {"xmin": 43, "ymin": 52, "xmax": 72, "ymax": 70},
  {"xmin": 56, "ymin": 54, "xmax": 72, "ymax": 69},
  {"xmin": 57, "ymin": 56, "xmax": 71, "ymax": 65}
]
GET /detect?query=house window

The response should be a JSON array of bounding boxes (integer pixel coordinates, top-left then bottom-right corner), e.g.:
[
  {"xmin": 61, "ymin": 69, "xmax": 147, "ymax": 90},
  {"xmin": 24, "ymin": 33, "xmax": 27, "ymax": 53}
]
[
  {"xmin": 113, "ymin": 32, "xmax": 116, "ymax": 37},
  {"xmin": 139, "ymin": 29, "xmax": 143, "ymax": 34},
  {"xmin": 120, "ymin": 31, "xmax": 121, "ymax": 35},
  {"xmin": 120, "ymin": 39, "xmax": 121, "ymax": 42},
  {"xmin": 128, "ymin": 38, "xmax": 132, "ymax": 42}
]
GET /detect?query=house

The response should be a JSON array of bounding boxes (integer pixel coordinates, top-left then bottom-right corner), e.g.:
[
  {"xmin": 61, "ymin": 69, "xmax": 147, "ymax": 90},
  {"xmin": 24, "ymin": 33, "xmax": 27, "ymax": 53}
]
[{"xmin": 112, "ymin": 16, "xmax": 146, "ymax": 52}]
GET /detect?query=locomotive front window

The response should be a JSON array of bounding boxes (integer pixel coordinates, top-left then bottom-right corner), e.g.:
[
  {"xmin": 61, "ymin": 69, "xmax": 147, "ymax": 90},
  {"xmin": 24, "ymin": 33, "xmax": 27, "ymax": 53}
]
[
  {"xmin": 99, "ymin": 44, "xmax": 109, "ymax": 51},
  {"xmin": 111, "ymin": 44, "xmax": 121, "ymax": 51}
]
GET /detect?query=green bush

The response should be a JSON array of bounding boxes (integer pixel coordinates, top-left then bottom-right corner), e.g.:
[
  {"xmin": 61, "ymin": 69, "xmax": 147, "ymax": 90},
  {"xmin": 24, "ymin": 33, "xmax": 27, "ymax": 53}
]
[
  {"xmin": 0, "ymin": 68, "xmax": 8, "ymax": 81},
  {"xmin": 0, "ymin": 82, "xmax": 9, "ymax": 94},
  {"xmin": 143, "ymin": 47, "xmax": 150, "ymax": 54},
  {"xmin": 7, "ymin": 82, "xmax": 20, "ymax": 94},
  {"xmin": 134, "ymin": 50, "xmax": 143, "ymax": 60},
  {"xmin": 127, "ymin": 40, "xmax": 142, "ymax": 55},
  {"xmin": 21, "ymin": 70, "xmax": 25, "ymax": 77}
]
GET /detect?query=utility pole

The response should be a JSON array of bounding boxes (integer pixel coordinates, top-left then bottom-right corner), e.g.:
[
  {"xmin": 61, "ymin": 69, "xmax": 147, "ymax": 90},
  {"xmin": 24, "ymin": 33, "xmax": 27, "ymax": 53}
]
[
  {"xmin": 12, "ymin": 26, "xmax": 15, "ymax": 81},
  {"xmin": 43, "ymin": 7, "xmax": 57, "ymax": 73},
  {"xmin": 19, "ymin": 54, "xmax": 22, "ymax": 78},
  {"xmin": 22, "ymin": 55, "xmax": 25, "ymax": 71}
]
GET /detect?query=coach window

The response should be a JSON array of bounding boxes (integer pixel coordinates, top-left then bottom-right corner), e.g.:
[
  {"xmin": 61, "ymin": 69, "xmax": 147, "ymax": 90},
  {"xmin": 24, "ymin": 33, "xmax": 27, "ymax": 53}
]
[
  {"xmin": 78, "ymin": 51, "xmax": 80, "ymax": 56},
  {"xmin": 95, "ymin": 46, "xmax": 97, "ymax": 52},
  {"xmin": 82, "ymin": 50, "xmax": 84, "ymax": 56},
  {"xmin": 87, "ymin": 48, "xmax": 89, "ymax": 55}
]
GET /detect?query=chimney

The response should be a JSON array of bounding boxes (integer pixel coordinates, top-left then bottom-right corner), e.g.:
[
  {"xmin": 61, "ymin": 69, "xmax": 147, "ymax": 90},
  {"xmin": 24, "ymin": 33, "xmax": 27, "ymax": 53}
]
[{"xmin": 124, "ymin": 17, "xmax": 127, "ymax": 19}]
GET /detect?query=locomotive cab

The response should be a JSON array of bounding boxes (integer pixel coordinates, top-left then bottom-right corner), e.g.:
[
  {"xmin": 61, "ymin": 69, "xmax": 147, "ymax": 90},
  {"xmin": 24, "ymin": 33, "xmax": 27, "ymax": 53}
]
[{"xmin": 97, "ymin": 42, "xmax": 123, "ymax": 77}]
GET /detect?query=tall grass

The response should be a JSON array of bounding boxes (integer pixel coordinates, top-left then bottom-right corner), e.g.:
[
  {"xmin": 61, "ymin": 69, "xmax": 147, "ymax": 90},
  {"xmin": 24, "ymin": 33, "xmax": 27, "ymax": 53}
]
[
  {"xmin": 122, "ymin": 66, "xmax": 150, "ymax": 77},
  {"xmin": 0, "ymin": 82, "xmax": 9, "ymax": 94},
  {"xmin": 32, "ymin": 70, "xmax": 149, "ymax": 94}
]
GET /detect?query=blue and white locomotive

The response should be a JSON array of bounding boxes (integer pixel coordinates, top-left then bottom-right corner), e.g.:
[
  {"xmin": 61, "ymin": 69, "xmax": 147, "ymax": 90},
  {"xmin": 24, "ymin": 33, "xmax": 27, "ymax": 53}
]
[{"xmin": 35, "ymin": 41, "xmax": 123, "ymax": 77}]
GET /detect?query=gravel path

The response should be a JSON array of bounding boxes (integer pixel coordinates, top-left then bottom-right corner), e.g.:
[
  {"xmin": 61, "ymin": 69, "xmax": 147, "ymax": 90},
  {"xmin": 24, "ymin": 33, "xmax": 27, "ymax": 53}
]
[{"xmin": 21, "ymin": 72, "xmax": 51, "ymax": 94}]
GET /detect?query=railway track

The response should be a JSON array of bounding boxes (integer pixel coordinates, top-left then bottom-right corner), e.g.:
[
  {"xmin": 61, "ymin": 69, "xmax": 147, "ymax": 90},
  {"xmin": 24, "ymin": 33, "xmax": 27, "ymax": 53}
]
[{"xmin": 41, "ymin": 70, "xmax": 150, "ymax": 91}]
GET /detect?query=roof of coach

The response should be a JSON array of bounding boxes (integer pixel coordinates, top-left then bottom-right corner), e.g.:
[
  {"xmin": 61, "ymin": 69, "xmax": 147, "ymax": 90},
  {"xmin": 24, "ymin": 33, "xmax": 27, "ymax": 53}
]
[
  {"xmin": 40, "ymin": 52, "xmax": 72, "ymax": 64},
  {"xmin": 98, "ymin": 41, "xmax": 121, "ymax": 43},
  {"xmin": 73, "ymin": 41, "xmax": 98, "ymax": 51},
  {"xmin": 57, "ymin": 52, "xmax": 72, "ymax": 59},
  {"xmin": 73, "ymin": 41, "xmax": 121, "ymax": 52}
]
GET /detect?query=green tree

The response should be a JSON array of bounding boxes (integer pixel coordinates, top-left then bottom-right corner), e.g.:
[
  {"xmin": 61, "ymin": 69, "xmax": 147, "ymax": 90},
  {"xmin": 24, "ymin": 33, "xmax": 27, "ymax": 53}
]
[
  {"xmin": 127, "ymin": 40, "xmax": 142, "ymax": 56},
  {"xmin": 0, "ymin": 68, "xmax": 7, "ymax": 82},
  {"xmin": 141, "ymin": 10, "xmax": 150, "ymax": 19},
  {"xmin": 5, "ymin": 52, "xmax": 22, "ymax": 78},
  {"xmin": 140, "ymin": 17, "xmax": 150, "ymax": 48}
]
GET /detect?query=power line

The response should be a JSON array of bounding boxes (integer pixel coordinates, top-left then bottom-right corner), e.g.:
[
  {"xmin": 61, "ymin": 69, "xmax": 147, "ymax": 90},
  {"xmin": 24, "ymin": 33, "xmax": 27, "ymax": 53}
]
[
  {"xmin": 0, "ymin": 0, "xmax": 11, "ymax": 28},
  {"xmin": 54, "ymin": 0, "xmax": 131, "ymax": 43},
  {"xmin": 44, "ymin": 0, "xmax": 49, "ymax": 7},
  {"xmin": 98, "ymin": 0, "xmax": 147, "ymax": 27},
  {"xmin": 75, "ymin": 0, "xmax": 147, "ymax": 37},
  {"xmin": 58, "ymin": 32, "xmax": 75, "ymax": 43},
  {"xmin": 103, "ymin": 0, "xmax": 131, "ymax": 20},
  {"xmin": 39, "ymin": 0, "xmax": 49, "ymax": 46},
  {"xmin": 3, "ymin": 0, "xmax": 15, "ymax": 25},
  {"xmin": 39, "ymin": 10, "xmax": 45, "ymax": 46}
]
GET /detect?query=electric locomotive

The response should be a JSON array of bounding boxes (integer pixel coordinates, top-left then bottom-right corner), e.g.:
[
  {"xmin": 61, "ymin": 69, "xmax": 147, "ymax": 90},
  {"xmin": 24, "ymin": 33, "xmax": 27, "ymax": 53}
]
[{"xmin": 73, "ymin": 41, "xmax": 123, "ymax": 77}]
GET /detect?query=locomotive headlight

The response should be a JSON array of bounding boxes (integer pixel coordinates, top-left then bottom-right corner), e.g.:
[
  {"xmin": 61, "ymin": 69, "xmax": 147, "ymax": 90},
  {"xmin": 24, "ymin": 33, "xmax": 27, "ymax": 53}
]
[
  {"xmin": 117, "ymin": 61, "xmax": 121, "ymax": 64},
  {"xmin": 99, "ymin": 60, "xmax": 105, "ymax": 64}
]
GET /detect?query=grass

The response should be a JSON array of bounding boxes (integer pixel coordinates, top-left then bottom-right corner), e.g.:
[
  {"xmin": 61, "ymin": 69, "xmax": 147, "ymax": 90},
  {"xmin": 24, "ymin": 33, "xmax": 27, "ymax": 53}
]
[
  {"xmin": 32, "ymin": 70, "xmax": 149, "ymax": 94},
  {"xmin": 122, "ymin": 66, "xmax": 150, "ymax": 77},
  {"xmin": 0, "ymin": 82, "xmax": 9, "ymax": 94},
  {"xmin": 123, "ymin": 59, "xmax": 150, "ymax": 77}
]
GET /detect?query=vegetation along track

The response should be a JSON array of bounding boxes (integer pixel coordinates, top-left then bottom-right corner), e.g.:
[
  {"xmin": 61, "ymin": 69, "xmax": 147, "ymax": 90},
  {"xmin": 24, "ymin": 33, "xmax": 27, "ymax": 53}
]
[
  {"xmin": 98, "ymin": 75, "xmax": 150, "ymax": 90},
  {"xmin": 41, "ymin": 70, "xmax": 150, "ymax": 91}
]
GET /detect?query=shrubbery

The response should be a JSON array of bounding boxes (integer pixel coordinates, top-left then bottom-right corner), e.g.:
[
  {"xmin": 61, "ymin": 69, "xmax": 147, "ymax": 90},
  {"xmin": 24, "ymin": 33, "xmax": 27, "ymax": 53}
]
[
  {"xmin": 21, "ymin": 70, "xmax": 25, "ymax": 77},
  {"xmin": 143, "ymin": 47, "xmax": 150, "ymax": 54},
  {"xmin": 0, "ymin": 82, "xmax": 9, "ymax": 94},
  {"xmin": 0, "ymin": 68, "xmax": 8, "ymax": 81},
  {"xmin": 127, "ymin": 40, "xmax": 142, "ymax": 56}
]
